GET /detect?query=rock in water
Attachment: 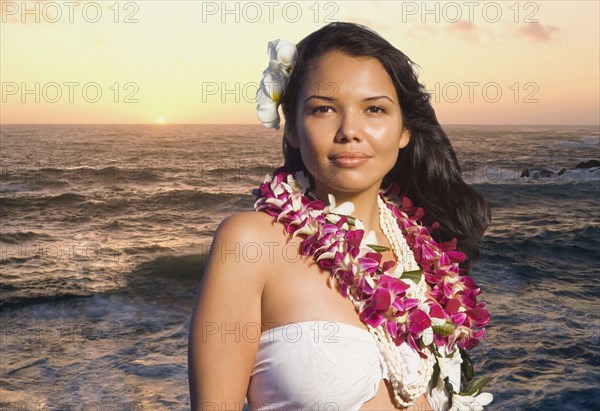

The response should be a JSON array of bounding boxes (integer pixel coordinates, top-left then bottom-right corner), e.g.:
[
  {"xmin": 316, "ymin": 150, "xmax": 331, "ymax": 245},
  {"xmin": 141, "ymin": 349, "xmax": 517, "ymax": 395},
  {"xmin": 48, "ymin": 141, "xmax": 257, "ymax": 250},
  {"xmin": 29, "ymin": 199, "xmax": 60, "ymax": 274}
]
[{"xmin": 575, "ymin": 159, "xmax": 600, "ymax": 169}]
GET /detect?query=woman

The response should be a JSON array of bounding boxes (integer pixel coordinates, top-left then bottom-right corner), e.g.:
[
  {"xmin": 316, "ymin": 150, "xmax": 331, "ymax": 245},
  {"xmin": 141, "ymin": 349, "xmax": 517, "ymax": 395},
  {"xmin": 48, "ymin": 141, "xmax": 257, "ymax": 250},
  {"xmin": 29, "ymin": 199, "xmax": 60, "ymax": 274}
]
[{"xmin": 188, "ymin": 22, "xmax": 493, "ymax": 410}]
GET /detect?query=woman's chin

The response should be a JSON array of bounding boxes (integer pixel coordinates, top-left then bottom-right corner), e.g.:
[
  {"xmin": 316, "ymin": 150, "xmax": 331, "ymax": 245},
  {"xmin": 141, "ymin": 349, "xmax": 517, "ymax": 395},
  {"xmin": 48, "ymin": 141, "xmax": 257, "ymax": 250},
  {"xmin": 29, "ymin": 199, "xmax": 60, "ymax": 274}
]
[{"xmin": 314, "ymin": 178, "xmax": 383, "ymax": 197}]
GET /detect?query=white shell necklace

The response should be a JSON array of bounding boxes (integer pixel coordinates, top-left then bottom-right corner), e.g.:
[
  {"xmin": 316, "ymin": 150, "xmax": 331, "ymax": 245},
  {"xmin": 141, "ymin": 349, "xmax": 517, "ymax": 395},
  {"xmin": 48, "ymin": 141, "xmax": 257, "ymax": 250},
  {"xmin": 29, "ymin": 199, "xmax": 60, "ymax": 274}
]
[{"xmin": 347, "ymin": 194, "xmax": 435, "ymax": 407}]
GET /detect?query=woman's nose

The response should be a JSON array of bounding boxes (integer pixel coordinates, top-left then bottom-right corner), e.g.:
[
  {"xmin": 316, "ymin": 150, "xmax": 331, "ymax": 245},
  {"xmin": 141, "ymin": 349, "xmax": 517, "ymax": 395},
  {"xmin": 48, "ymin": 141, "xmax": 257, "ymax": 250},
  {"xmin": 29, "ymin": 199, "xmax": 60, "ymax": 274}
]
[{"xmin": 335, "ymin": 111, "xmax": 363, "ymax": 143}]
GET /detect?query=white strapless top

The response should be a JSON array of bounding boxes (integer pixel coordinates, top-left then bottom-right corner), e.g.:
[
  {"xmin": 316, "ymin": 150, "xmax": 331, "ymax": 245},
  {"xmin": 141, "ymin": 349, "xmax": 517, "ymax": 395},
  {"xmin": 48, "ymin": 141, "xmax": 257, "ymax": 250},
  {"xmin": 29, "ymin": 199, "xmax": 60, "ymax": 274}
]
[{"xmin": 246, "ymin": 320, "xmax": 423, "ymax": 410}]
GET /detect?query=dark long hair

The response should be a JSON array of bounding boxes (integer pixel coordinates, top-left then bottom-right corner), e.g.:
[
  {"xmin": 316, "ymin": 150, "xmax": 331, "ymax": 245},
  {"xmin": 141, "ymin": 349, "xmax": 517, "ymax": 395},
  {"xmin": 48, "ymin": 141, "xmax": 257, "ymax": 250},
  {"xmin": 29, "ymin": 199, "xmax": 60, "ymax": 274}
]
[{"xmin": 279, "ymin": 22, "xmax": 491, "ymax": 272}]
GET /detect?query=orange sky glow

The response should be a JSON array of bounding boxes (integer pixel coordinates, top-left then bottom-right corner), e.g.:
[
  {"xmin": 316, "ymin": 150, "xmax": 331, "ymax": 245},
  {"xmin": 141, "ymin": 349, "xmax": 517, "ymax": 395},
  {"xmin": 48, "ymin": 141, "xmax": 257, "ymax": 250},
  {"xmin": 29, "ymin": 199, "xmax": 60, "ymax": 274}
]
[{"xmin": 1, "ymin": 0, "xmax": 599, "ymax": 125}]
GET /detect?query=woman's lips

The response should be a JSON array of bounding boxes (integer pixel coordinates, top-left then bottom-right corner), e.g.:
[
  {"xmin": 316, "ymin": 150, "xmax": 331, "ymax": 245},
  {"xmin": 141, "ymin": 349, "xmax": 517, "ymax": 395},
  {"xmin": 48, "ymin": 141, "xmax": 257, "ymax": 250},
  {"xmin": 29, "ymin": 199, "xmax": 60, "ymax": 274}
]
[{"xmin": 329, "ymin": 152, "xmax": 371, "ymax": 168}]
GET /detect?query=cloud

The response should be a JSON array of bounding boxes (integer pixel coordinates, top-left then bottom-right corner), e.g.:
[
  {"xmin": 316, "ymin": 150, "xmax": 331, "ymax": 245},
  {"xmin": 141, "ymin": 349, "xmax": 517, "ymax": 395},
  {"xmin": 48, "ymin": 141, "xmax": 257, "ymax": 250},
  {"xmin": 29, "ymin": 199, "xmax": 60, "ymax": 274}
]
[
  {"xmin": 445, "ymin": 20, "xmax": 483, "ymax": 46},
  {"xmin": 518, "ymin": 23, "xmax": 561, "ymax": 43},
  {"xmin": 450, "ymin": 20, "xmax": 476, "ymax": 33}
]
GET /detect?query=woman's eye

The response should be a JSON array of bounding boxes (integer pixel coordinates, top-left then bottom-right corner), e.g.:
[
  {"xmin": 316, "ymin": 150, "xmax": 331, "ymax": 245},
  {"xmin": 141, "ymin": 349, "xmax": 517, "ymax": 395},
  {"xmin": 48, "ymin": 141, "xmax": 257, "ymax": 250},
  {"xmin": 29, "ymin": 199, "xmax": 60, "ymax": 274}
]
[
  {"xmin": 367, "ymin": 106, "xmax": 386, "ymax": 114},
  {"xmin": 311, "ymin": 106, "xmax": 333, "ymax": 114}
]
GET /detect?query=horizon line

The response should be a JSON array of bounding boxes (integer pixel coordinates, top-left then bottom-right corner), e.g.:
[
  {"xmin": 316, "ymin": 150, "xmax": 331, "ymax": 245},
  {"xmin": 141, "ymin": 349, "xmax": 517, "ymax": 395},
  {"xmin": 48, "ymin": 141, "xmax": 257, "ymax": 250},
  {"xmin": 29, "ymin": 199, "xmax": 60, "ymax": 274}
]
[{"xmin": 1, "ymin": 123, "xmax": 599, "ymax": 127}]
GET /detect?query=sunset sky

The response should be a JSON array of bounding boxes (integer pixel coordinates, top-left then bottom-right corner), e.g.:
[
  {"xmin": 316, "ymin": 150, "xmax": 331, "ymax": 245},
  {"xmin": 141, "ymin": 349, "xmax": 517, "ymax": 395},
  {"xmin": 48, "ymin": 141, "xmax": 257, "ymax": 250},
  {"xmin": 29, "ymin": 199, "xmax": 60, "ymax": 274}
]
[{"xmin": 1, "ymin": 0, "xmax": 598, "ymax": 125}]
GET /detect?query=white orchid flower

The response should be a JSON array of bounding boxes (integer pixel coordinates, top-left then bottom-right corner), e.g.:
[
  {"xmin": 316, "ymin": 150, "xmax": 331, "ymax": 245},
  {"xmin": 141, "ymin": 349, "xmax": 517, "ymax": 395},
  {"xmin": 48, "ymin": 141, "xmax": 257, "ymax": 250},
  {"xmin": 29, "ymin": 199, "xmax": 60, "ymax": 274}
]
[
  {"xmin": 360, "ymin": 229, "xmax": 378, "ymax": 248},
  {"xmin": 267, "ymin": 39, "xmax": 297, "ymax": 77},
  {"xmin": 427, "ymin": 348, "xmax": 465, "ymax": 410},
  {"xmin": 326, "ymin": 194, "xmax": 355, "ymax": 215},
  {"xmin": 293, "ymin": 171, "xmax": 311, "ymax": 192},
  {"xmin": 256, "ymin": 71, "xmax": 285, "ymax": 129},
  {"xmin": 450, "ymin": 392, "xmax": 493, "ymax": 411},
  {"xmin": 402, "ymin": 277, "xmax": 420, "ymax": 298},
  {"xmin": 288, "ymin": 172, "xmax": 312, "ymax": 197},
  {"xmin": 317, "ymin": 251, "xmax": 337, "ymax": 261},
  {"xmin": 292, "ymin": 220, "xmax": 318, "ymax": 238},
  {"xmin": 325, "ymin": 195, "xmax": 355, "ymax": 229},
  {"xmin": 256, "ymin": 39, "xmax": 297, "ymax": 129},
  {"xmin": 437, "ymin": 349, "xmax": 463, "ymax": 392},
  {"xmin": 421, "ymin": 326, "xmax": 434, "ymax": 346},
  {"xmin": 390, "ymin": 263, "xmax": 404, "ymax": 278}
]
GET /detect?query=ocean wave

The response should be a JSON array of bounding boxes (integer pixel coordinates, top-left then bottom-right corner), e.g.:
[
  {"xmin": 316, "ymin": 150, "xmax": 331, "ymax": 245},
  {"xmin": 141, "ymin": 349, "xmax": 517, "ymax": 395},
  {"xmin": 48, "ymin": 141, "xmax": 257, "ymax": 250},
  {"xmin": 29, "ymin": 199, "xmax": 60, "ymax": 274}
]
[
  {"xmin": 0, "ymin": 231, "xmax": 56, "ymax": 244},
  {"xmin": 0, "ymin": 166, "xmax": 163, "ymax": 189},
  {"xmin": 121, "ymin": 244, "xmax": 175, "ymax": 255},
  {"xmin": 89, "ymin": 190, "xmax": 254, "ymax": 215},
  {"xmin": 479, "ymin": 223, "xmax": 600, "ymax": 287},
  {"xmin": 555, "ymin": 135, "xmax": 599, "ymax": 149},
  {"xmin": 0, "ymin": 192, "xmax": 88, "ymax": 209},
  {"xmin": 0, "ymin": 255, "xmax": 37, "ymax": 264},
  {"xmin": 466, "ymin": 162, "xmax": 600, "ymax": 184},
  {"xmin": 0, "ymin": 253, "xmax": 205, "ymax": 308},
  {"xmin": 0, "ymin": 265, "xmax": 129, "ymax": 307},
  {"xmin": 0, "ymin": 292, "xmax": 97, "ymax": 308},
  {"xmin": 0, "ymin": 189, "xmax": 252, "ymax": 216},
  {"xmin": 0, "ymin": 184, "xmax": 33, "ymax": 193},
  {"xmin": 1, "ymin": 254, "xmax": 213, "ymax": 308},
  {"xmin": 484, "ymin": 223, "xmax": 599, "ymax": 249},
  {"xmin": 146, "ymin": 190, "xmax": 254, "ymax": 210},
  {"xmin": 117, "ymin": 168, "xmax": 162, "ymax": 183},
  {"xmin": 113, "ymin": 253, "xmax": 207, "ymax": 304},
  {"xmin": 204, "ymin": 164, "xmax": 278, "ymax": 179},
  {"xmin": 98, "ymin": 220, "xmax": 138, "ymax": 230},
  {"xmin": 128, "ymin": 253, "xmax": 206, "ymax": 283}
]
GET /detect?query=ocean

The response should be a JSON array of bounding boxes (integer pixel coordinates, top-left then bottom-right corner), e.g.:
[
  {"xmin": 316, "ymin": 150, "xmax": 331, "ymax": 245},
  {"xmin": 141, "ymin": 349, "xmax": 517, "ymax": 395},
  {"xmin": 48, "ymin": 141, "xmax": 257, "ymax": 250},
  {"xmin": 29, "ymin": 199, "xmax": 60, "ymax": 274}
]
[{"xmin": 1, "ymin": 124, "xmax": 598, "ymax": 410}]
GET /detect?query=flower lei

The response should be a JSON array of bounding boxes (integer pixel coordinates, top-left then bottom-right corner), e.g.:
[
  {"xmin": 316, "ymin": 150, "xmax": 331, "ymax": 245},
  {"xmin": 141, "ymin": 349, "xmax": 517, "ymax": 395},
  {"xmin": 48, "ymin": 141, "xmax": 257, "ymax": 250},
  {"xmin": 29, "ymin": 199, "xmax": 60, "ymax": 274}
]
[{"xmin": 252, "ymin": 168, "xmax": 493, "ymax": 408}]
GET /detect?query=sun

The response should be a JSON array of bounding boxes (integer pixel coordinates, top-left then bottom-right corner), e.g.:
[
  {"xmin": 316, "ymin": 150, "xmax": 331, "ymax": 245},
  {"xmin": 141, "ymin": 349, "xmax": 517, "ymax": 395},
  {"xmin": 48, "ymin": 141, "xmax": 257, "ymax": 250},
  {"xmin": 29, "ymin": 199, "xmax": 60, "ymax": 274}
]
[{"xmin": 155, "ymin": 116, "xmax": 167, "ymax": 124}]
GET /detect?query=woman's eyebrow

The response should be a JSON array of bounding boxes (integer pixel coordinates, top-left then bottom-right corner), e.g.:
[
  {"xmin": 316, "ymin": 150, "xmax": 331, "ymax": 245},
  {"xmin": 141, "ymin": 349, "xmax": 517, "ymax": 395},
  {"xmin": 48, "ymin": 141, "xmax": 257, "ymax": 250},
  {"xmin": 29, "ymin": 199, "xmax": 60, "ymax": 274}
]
[
  {"xmin": 304, "ymin": 95, "xmax": 337, "ymax": 103},
  {"xmin": 365, "ymin": 95, "xmax": 395, "ymax": 103},
  {"xmin": 304, "ymin": 95, "xmax": 395, "ymax": 103}
]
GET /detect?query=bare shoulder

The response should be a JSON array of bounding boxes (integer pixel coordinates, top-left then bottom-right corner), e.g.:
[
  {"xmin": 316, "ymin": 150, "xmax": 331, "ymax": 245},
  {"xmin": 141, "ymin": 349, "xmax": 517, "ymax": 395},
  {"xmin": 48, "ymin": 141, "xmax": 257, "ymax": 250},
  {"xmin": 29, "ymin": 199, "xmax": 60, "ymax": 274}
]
[
  {"xmin": 208, "ymin": 211, "xmax": 289, "ymax": 286},
  {"xmin": 214, "ymin": 210, "xmax": 285, "ymax": 244}
]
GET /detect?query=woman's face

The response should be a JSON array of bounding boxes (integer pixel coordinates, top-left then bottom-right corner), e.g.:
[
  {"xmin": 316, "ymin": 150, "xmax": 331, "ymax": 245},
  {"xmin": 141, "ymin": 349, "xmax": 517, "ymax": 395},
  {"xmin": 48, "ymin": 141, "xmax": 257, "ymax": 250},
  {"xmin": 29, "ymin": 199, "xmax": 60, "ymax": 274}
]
[{"xmin": 287, "ymin": 51, "xmax": 410, "ymax": 196}]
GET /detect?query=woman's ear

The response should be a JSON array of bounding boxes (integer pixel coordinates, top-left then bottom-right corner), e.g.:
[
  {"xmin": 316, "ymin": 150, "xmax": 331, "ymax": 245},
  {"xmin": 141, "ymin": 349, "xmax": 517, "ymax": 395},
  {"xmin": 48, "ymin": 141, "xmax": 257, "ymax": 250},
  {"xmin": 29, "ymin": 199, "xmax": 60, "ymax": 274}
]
[
  {"xmin": 285, "ymin": 128, "xmax": 300, "ymax": 149},
  {"xmin": 399, "ymin": 127, "xmax": 411, "ymax": 149}
]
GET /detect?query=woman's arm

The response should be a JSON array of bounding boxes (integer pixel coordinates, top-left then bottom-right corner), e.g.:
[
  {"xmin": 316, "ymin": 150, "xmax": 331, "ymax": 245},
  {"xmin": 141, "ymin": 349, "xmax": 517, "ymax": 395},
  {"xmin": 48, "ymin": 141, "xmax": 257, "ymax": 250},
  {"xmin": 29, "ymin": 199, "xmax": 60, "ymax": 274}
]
[{"xmin": 188, "ymin": 212, "xmax": 272, "ymax": 410}]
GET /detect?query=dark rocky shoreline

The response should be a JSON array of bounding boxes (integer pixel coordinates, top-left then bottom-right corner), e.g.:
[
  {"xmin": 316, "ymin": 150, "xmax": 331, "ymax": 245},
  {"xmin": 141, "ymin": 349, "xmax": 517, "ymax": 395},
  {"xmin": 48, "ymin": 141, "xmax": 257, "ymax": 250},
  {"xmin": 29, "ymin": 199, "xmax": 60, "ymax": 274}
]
[{"xmin": 520, "ymin": 159, "xmax": 600, "ymax": 178}]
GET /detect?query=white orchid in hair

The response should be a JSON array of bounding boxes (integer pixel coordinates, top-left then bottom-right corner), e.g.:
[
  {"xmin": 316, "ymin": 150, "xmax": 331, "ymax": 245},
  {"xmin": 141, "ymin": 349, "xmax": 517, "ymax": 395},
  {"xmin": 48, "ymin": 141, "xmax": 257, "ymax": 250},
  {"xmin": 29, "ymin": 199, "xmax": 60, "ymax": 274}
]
[{"xmin": 256, "ymin": 39, "xmax": 298, "ymax": 129}]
